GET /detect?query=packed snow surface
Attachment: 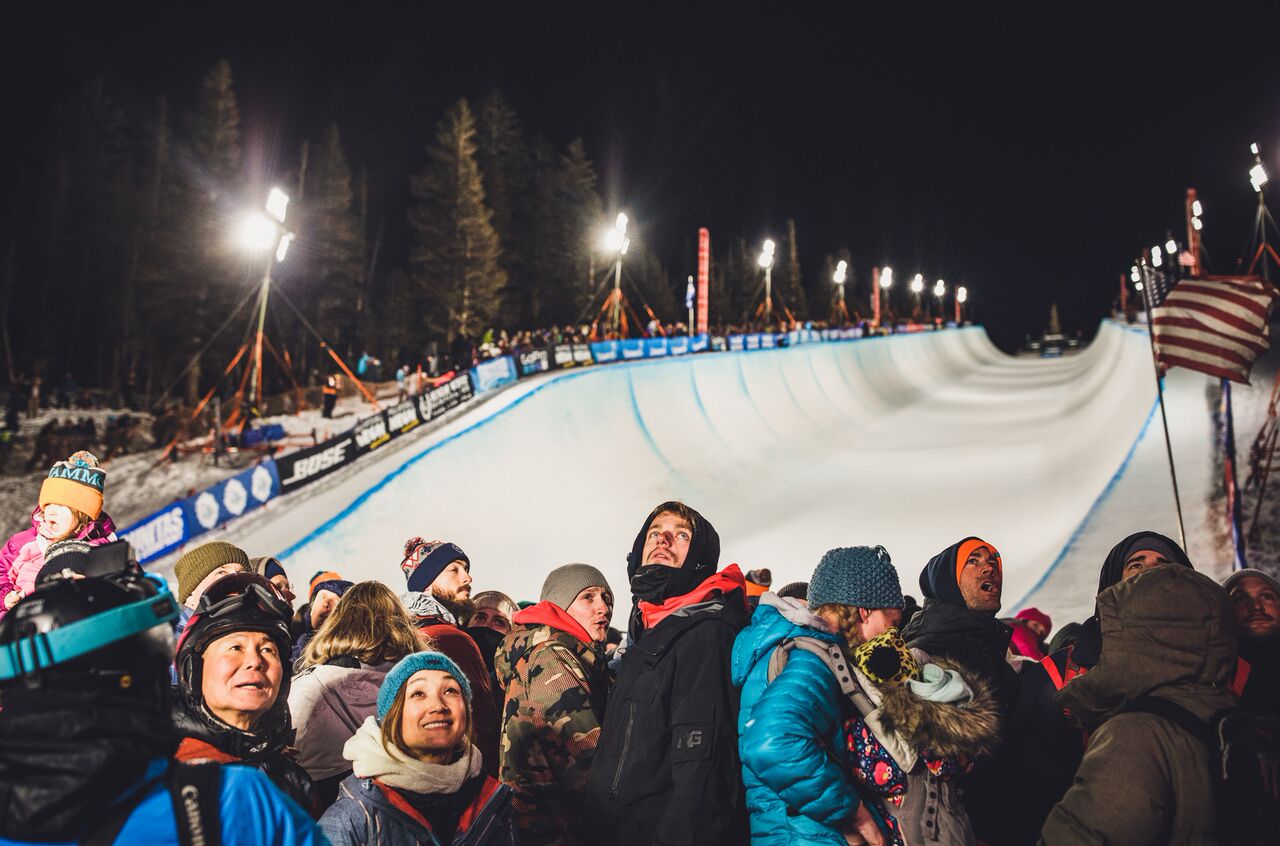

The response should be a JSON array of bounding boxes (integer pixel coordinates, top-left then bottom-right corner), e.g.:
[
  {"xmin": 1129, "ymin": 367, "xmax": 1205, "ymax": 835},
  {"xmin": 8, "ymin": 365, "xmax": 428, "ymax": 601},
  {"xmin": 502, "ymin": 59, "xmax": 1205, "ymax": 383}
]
[{"xmin": 208, "ymin": 320, "xmax": 1228, "ymax": 623}]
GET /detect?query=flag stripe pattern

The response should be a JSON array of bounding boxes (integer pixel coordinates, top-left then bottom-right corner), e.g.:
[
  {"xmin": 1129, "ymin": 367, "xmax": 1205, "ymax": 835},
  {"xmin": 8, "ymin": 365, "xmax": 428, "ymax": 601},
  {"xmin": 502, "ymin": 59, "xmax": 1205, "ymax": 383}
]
[{"xmin": 1150, "ymin": 275, "xmax": 1276, "ymax": 383}]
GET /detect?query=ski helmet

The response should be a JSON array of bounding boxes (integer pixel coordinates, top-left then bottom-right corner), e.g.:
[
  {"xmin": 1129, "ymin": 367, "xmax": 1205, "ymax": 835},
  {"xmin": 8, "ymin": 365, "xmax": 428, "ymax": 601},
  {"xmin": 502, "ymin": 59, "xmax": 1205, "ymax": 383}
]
[
  {"xmin": 174, "ymin": 572, "xmax": 295, "ymax": 711},
  {"xmin": 0, "ymin": 570, "xmax": 178, "ymax": 705}
]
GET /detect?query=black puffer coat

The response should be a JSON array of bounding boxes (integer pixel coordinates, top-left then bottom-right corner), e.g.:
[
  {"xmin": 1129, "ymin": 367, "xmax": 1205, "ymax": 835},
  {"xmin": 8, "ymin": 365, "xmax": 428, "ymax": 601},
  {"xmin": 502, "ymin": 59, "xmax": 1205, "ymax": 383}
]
[{"xmin": 585, "ymin": 590, "xmax": 750, "ymax": 845}]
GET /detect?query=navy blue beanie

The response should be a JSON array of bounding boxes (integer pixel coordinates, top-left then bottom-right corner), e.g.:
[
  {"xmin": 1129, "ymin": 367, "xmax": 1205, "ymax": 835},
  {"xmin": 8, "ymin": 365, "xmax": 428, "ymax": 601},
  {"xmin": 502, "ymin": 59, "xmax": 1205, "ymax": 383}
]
[
  {"xmin": 311, "ymin": 579, "xmax": 353, "ymax": 601},
  {"xmin": 403, "ymin": 539, "xmax": 470, "ymax": 594},
  {"xmin": 809, "ymin": 546, "xmax": 904, "ymax": 610},
  {"xmin": 377, "ymin": 651, "xmax": 472, "ymax": 723}
]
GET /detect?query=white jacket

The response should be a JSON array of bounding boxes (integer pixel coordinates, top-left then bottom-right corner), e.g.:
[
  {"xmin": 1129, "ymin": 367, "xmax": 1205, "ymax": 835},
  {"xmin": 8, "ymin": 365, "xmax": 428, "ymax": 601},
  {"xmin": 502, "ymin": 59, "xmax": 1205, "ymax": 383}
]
[{"xmin": 288, "ymin": 660, "xmax": 393, "ymax": 780}]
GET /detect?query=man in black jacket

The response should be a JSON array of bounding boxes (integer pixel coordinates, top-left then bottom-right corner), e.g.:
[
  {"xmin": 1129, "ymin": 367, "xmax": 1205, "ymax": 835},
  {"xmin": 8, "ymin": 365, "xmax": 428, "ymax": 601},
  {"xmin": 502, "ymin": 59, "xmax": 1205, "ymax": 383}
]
[
  {"xmin": 585, "ymin": 501, "xmax": 749, "ymax": 845},
  {"xmin": 902, "ymin": 537, "xmax": 1025, "ymax": 845}
]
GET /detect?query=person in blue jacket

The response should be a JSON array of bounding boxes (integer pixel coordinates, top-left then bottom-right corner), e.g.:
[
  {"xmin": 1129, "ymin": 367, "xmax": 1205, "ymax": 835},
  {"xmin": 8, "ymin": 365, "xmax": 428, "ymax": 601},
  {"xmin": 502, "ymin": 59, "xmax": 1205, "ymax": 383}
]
[
  {"xmin": 732, "ymin": 546, "xmax": 900, "ymax": 845},
  {"xmin": 0, "ymin": 564, "xmax": 325, "ymax": 845}
]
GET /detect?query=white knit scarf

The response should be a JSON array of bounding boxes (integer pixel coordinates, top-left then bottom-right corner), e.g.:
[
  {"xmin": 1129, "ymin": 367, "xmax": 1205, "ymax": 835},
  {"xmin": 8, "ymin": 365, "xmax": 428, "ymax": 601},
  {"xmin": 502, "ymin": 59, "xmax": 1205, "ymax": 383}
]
[{"xmin": 343, "ymin": 716, "xmax": 482, "ymax": 793}]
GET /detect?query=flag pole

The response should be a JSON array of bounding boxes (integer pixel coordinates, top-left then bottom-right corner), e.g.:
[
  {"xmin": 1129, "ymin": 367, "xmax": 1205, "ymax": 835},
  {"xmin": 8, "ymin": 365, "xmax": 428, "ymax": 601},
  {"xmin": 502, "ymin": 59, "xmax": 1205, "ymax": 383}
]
[{"xmin": 1139, "ymin": 255, "xmax": 1188, "ymax": 549}]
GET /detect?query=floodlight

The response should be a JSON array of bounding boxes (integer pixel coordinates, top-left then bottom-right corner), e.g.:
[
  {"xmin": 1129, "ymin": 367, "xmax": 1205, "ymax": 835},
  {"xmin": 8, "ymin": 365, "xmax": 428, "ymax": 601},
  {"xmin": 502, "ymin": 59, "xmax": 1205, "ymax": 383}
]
[
  {"xmin": 1165, "ymin": 238, "xmax": 1177, "ymax": 255},
  {"xmin": 275, "ymin": 232, "xmax": 294, "ymax": 262},
  {"xmin": 1135, "ymin": 281, "xmax": 1144, "ymax": 291},
  {"xmin": 911, "ymin": 273, "xmax": 924, "ymax": 294},
  {"xmin": 1130, "ymin": 266, "xmax": 1141, "ymax": 283},
  {"xmin": 833, "ymin": 260, "xmax": 847, "ymax": 285},
  {"xmin": 1151, "ymin": 249, "xmax": 1163, "ymax": 268},
  {"xmin": 933, "ymin": 279, "xmax": 946, "ymax": 297},
  {"xmin": 620, "ymin": 238, "xmax": 630, "ymax": 256},
  {"xmin": 957, "ymin": 286, "xmax": 968, "ymax": 304},
  {"xmin": 616, "ymin": 213, "xmax": 629, "ymax": 234},
  {"xmin": 1192, "ymin": 199, "xmax": 1203, "ymax": 217},
  {"xmin": 266, "ymin": 188, "xmax": 289, "ymax": 224},
  {"xmin": 603, "ymin": 228, "xmax": 625, "ymax": 252},
  {"xmin": 880, "ymin": 267, "xmax": 893, "ymax": 289},
  {"xmin": 236, "ymin": 213, "xmax": 278, "ymax": 251},
  {"xmin": 1252, "ymin": 142, "xmax": 1260, "ymax": 156},
  {"xmin": 1251, "ymin": 163, "xmax": 1269, "ymax": 193},
  {"xmin": 1192, "ymin": 217, "xmax": 1203, "ymax": 231}
]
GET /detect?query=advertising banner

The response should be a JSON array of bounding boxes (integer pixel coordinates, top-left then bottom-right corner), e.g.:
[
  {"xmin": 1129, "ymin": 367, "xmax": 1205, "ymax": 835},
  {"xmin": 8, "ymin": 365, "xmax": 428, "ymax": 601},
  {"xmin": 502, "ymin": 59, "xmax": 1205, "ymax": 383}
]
[
  {"xmin": 696, "ymin": 227, "xmax": 710, "ymax": 334},
  {"xmin": 517, "ymin": 348, "xmax": 551, "ymax": 376},
  {"xmin": 553, "ymin": 344, "xmax": 576, "ymax": 368},
  {"xmin": 120, "ymin": 505, "xmax": 187, "ymax": 564},
  {"xmin": 620, "ymin": 339, "xmax": 646, "ymax": 360},
  {"xmin": 276, "ymin": 435, "xmax": 358, "ymax": 493},
  {"xmin": 415, "ymin": 372, "xmax": 473, "ymax": 424},
  {"xmin": 352, "ymin": 409, "xmax": 392, "ymax": 455},
  {"xmin": 644, "ymin": 337, "xmax": 669, "ymax": 358},
  {"xmin": 728, "ymin": 335, "xmax": 744, "ymax": 351},
  {"xmin": 745, "ymin": 334, "xmax": 762, "ymax": 351},
  {"xmin": 761, "ymin": 334, "xmax": 777, "ymax": 349},
  {"xmin": 122, "ymin": 462, "xmax": 282, "ymax": 564},
  {"xmin": 693, "ymin": 334, "xmax": 711, "ymax": 353},
  {"xmin": 591, "ymin": 341, "xmax": 620, "ymax": 363},
  {"xmin": 572, "ymin": 344, "xmax": 593, "ymax": 364},
  {"xmin": 668, "ymin": 336, "xmax": 691, "ymax": 356},
  {"xmin": 385, "ymin": 399, "xmax": 422, "ymax": 436},
  {"xmin": 471, "ymin": 356, "xmax": 518, "ymax": 393}
]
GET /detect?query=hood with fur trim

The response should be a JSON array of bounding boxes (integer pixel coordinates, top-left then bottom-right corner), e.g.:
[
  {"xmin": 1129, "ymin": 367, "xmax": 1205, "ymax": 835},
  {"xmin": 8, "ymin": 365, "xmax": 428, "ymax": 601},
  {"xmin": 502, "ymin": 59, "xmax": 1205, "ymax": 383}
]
[{"xmin": 875, "ymin": 656, "xmax": 1002, "ymax": 762}]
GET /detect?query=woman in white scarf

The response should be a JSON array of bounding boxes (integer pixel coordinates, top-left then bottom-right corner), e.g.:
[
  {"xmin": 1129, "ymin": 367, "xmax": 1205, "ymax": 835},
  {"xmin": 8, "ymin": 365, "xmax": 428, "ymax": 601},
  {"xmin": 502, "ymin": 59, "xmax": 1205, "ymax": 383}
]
[{"xmin": 319, "ymin": 651, "xmax": 517, "ymax": 845}]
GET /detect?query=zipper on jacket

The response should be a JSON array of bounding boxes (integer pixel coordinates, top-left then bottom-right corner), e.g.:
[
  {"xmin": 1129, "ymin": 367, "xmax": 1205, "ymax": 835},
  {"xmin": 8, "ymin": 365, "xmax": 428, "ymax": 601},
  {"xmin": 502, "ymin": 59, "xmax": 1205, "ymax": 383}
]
[{"xmin": 610, "ymin": 702, "xmax": 637, "ymax": 798}]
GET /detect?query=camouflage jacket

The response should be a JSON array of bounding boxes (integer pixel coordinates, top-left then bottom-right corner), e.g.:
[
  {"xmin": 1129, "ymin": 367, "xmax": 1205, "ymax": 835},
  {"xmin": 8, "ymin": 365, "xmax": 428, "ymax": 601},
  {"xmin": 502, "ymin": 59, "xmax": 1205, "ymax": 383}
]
[{"xmin": 495, "ymin": 622, "xmax": 608, "ymax": 846}]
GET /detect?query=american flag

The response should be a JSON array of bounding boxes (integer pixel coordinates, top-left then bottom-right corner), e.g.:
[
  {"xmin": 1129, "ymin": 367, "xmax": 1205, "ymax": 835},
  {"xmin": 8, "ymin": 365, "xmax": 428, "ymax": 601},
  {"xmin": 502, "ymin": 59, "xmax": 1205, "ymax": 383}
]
[{"xmin": 1148, "ymin": 271, "xmax": 1277, "ymax": 383}]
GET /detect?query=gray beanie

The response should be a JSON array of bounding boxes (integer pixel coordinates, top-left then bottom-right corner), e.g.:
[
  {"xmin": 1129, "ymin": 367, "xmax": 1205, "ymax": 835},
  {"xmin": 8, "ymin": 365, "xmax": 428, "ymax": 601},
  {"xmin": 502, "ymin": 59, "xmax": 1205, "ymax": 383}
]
[
  {"xmin": 541, "ymin": 563, "xmax": 613, "ymax": 611},
  {"xmin": 1223, "ymin": 568, "xmax": 1280, "ymax": 598},
  {"xmin": 809, "ymin": 545, "xmax": 905, "ymax": 611}
]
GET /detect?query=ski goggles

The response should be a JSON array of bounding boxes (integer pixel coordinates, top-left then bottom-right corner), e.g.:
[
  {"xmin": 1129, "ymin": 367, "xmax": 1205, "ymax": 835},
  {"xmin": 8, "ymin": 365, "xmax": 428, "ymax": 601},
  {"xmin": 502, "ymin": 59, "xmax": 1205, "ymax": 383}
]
[
  {"xmin": 0, "ymin": 573, "xmax": 178, "ymax": 681},
  {"xmin": 192, "ymin": 572, "xmax": 293, "ymax": 623}
]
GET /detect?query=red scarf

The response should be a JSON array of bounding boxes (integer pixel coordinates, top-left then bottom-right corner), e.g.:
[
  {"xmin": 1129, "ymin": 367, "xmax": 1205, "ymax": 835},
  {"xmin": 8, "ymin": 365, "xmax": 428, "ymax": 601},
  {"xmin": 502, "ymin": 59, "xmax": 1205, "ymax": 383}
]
[
  {"xmin": 512, "ymin": 600, "xmax": 596, "ymax": 645},
  {"xmin": 638, "ymin": 564, "xmax": 746, "ymax": 630}
]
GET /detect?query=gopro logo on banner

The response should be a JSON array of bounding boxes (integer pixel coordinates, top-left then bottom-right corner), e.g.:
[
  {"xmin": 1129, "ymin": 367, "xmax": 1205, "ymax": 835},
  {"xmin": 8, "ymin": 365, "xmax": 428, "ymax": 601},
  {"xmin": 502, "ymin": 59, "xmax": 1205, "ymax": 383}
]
[
  {"xmin": 283, "ymin": 439, "xmax": 352, "ymax": 487},
  {"xmin": 123, "ymin": 507, "xmax": 185, "ymax": 561}
]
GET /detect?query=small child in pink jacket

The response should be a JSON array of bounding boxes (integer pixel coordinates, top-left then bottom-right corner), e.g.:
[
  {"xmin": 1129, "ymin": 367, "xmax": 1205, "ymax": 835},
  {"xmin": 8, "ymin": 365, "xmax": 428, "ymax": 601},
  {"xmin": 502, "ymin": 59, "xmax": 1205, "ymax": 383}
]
[{"xmin": 0, "ymin": 450, "xmax": 116, "ymax": 615}]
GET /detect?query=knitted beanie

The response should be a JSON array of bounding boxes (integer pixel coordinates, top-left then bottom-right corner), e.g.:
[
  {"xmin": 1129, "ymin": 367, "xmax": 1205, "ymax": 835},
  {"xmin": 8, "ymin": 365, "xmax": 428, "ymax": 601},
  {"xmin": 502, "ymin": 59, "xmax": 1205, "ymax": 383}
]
[
  {"xmin": 1223, "ymin": 568, "xmax": 1280, "ymax": 599},
  {"xmin": 776, "ymin": 581, "xmax": 809, "ymax": 601},
  {"xmin": 174, "ymin": 541, "xmax": 250, "ymax": 604},
  {"xmin": 377, "ymin": 651, "xmax": 472, "ymax": 723},
  {"xmin": 250, "ymin": 556, "xmax": 289, "ymax": 582},
  {"xmin": 1015, "ymin": 607, "xmax": 1052, "ymax": 632},
  {"xmin": 809, "ymin": 545, "xmax": 905, "ymax": 611},
  {"xmin": 311, "ymin": 579, "xmax": 354, "ymax": 602},
  {"xmin": 540, "ymin": 564, "xmax": 612, "ymax": 611},
  {"xmin": 401, "ymin": 537, "xmax": 470, "ymax": 594},
  {"xmin": 39, "ymin": 451, "xmax": 106, "ymax": 520},
  {"xmin": 472, "ymin": 590, "xmax": 519, "ymax": 620},
  {"xmin": 309, "ymin": 570, "xmax": 342, "ymax": 600}
]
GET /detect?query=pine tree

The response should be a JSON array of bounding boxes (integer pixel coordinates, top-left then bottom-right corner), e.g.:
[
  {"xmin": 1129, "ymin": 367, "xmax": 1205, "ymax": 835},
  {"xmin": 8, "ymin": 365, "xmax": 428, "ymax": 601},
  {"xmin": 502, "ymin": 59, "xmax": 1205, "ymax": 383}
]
[
  {"xmin": 780, "ymin": 218, "xmax": 806, "ymax": 322},
  {"xmin": 475, "ymin": 90, "xmax": 531, "ymax": 326},
  {"xmin": 302, "ymin": 124, "xmax": 364, "ymax": 355},
  {"xmin": 553, "ymin": 138, "xmax": 604, "ymax": 323},
  {"xmin": 408, "ymin": 99, "xmax": 506, "ymax": 342},
  {"xmin": 179, "ymin": 59, "xmax": 244, "ymax": 403}
]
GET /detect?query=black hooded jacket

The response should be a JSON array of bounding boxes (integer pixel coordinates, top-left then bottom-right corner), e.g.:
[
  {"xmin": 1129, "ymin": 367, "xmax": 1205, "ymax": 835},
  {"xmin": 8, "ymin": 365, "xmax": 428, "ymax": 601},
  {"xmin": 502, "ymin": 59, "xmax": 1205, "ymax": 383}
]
[
  {"xmin": 623, "ymin": 501, "xmax": 722, "ymax": 642},
  {"xmin": 586, "ymin": 503, "xmax": 749, "ymax": 846}
]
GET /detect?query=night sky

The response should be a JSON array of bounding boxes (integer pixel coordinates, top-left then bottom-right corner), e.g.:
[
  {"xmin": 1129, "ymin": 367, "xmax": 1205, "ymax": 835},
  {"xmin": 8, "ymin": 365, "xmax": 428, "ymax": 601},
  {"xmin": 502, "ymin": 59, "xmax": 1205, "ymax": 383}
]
[{"xmin": 8, "ymin": 3, "xmax": 1280, "ymax": 352}]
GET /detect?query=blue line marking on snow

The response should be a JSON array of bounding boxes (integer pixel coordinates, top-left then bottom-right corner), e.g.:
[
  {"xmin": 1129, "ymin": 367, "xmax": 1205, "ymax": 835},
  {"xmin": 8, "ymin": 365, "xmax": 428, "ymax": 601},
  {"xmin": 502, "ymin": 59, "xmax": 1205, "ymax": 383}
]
[{"xmin": 1009, "ymin": 394, "xmax": 1161, "ymax": 611}]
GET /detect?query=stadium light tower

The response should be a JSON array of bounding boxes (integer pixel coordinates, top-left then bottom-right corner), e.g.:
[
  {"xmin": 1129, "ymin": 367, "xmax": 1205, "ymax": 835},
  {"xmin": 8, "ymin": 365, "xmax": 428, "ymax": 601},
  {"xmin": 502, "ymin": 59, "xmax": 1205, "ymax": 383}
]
[
  {"xmin": 603, "ymin": 213, "xmax": 630, "ymax": 336},
  {"xmin": 933, "ymin": 279, "xmax": 946, "ymax": 323},
  {"xmin": 758, "ymin": 239, "xmax": 776, "ymax": 321},
  {"xmin": 833, "ymin": 260, "xmax": 848, "ymax": 321},
  {"xmin": 237, "ymin": 186, "xmax": 292, "ymax": 413},
  {"xmin": 956, "ymin": 285, "xmax": 967, "ymax": 323}
]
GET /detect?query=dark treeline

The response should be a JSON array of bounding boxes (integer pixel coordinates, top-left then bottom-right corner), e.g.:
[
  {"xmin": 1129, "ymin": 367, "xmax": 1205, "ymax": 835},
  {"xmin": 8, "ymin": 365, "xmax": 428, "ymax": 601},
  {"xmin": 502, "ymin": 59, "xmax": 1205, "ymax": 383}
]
[{"xmin": 4, "ymin": 60, "xmax": 858, "ymax": 408}]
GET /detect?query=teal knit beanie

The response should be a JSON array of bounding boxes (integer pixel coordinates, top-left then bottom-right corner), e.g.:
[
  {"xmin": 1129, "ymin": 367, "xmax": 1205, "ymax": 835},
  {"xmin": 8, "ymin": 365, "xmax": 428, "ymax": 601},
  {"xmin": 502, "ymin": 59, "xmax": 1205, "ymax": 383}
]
[
  {"xmin": 809, "ymin": 545, "xmax": 905, "ymax": 610},
  {"xmin": 377, "ymin": 651, "xmax": 471, "ymax": 723}
]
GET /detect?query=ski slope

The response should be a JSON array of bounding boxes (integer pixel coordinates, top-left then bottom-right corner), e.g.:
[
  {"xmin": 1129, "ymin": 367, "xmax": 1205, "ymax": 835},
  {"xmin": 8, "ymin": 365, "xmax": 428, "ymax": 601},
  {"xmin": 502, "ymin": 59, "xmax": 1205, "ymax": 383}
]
[{"xmin": 205, "ymin": 320, "xmax": 1226, "ymax": 624}]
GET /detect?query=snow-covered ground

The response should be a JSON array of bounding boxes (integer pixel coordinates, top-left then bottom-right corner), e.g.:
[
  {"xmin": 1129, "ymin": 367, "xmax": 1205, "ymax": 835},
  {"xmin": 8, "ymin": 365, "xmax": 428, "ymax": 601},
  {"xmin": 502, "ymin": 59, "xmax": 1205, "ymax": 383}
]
[{"xmin": 184, "ymin": 320, "xmax": 1226, "ymax": 625}]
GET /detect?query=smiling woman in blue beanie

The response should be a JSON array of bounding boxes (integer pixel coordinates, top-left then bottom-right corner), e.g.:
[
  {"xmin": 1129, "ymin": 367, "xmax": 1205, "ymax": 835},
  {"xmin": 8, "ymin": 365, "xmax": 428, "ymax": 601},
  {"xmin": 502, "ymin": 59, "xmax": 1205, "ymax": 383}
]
[{"xmin": 320, "ymin": 651, "xmax": 518, "ymax": 845}]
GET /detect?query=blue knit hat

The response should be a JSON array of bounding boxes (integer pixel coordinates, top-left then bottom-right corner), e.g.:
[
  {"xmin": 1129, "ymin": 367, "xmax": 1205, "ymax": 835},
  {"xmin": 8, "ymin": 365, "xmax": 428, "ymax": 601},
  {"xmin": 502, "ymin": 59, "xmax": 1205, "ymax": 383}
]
[
  {"xmin": 809, "ymin": 545, "xmax": 905, "ymax": 610},
  {"xmin": 377, "ymin": 651, "xmax": 472, "ymax": 723}
]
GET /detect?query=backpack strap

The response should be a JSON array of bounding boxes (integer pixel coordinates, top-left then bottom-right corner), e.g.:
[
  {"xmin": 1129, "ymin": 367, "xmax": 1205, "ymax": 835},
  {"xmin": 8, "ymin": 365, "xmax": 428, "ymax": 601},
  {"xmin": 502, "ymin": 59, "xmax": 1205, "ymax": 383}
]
[
  {"xmin": 166, "ymin": 761, "xmax": 223, "ymax": 846},
  {"xmin": 767, "ymin": 636, "xmax": 877, "ymax": 717},
  {"xmin": 1122, "ymin": 695, "xmax": 1216, "ymax": 750}
]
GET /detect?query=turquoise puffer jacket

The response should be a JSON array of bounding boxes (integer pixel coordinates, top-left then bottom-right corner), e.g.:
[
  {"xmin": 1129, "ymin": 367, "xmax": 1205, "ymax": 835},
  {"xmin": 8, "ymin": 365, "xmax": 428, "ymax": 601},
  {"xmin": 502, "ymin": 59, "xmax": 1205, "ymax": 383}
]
[{"xmin": 731, "ymin": 594, "xmax": 866, "ymax": 844}]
